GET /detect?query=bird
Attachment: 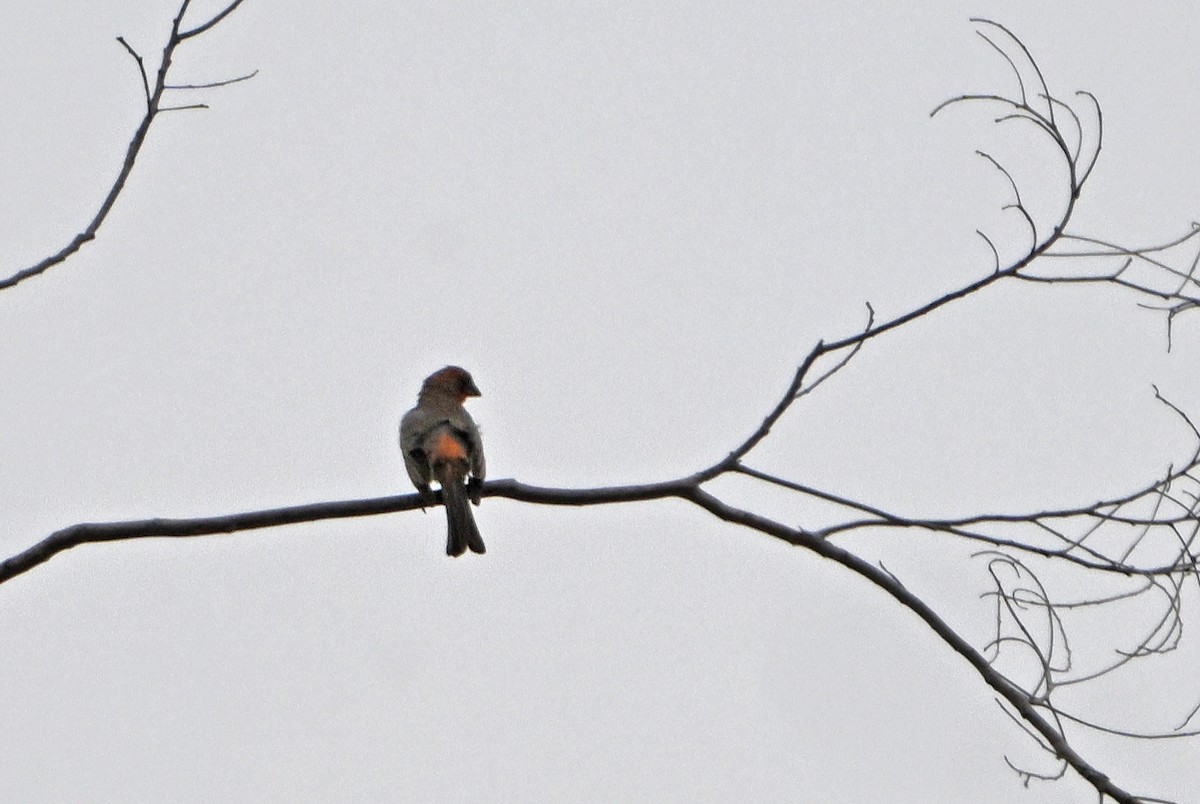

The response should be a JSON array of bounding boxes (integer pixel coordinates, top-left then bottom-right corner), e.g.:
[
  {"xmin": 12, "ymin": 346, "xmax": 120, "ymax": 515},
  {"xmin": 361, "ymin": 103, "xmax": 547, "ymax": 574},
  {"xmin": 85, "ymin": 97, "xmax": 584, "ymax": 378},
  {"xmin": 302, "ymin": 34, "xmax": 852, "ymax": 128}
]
[{"xmin": 399, "ymin": 366, "xmax": 486, "ymax": 556}]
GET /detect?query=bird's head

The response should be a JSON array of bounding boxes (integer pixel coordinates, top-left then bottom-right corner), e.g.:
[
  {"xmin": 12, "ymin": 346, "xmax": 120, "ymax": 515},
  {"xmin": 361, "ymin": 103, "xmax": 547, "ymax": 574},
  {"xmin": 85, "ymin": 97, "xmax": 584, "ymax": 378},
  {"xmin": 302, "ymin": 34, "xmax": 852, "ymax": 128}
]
[{"xmin": 421, "ymin": 365, "xmax": 481, "ymax": 403}]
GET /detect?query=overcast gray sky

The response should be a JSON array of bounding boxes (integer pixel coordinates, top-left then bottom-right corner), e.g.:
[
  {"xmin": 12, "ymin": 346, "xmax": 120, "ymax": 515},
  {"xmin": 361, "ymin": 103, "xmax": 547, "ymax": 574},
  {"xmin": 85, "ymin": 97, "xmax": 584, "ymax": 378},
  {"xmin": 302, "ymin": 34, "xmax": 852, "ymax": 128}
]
[{"xmin": 3, "ymin": 2, "xmax": 1200, "ymax": 802}]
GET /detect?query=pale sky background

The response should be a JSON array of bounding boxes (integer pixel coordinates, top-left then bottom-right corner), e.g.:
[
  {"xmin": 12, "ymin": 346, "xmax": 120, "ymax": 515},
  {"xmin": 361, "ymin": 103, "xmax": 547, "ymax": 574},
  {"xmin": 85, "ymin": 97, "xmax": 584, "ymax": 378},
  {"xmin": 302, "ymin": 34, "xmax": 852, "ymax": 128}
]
[{"xmin": 2, "ymin": 2, "xmax": 1200, "ymax": 802}]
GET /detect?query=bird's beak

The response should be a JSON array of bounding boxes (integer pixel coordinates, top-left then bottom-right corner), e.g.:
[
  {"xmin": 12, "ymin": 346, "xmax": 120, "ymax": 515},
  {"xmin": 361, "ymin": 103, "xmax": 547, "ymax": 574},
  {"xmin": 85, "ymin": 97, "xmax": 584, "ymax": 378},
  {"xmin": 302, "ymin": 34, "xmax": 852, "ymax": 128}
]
[{"xmin": 465, "ymin": 380, "xmax": 482, "ymax": 397}]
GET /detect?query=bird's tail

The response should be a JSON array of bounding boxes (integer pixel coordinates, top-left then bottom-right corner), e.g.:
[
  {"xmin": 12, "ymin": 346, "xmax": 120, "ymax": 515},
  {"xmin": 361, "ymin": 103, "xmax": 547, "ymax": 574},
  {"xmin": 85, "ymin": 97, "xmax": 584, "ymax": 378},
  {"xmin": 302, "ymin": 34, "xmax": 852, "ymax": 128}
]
[{"xmin": 440, "ymin": 470, "xmax": 485, "ymax": 557}]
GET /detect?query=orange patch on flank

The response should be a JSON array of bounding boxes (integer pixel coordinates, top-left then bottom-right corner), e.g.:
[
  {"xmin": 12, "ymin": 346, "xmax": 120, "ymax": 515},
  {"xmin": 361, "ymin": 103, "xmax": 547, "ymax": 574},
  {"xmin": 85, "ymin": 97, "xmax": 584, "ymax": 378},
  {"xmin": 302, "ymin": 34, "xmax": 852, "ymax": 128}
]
[{"xmin": 429, "ymin": 430, "xmax": 468, "ymax": 461}]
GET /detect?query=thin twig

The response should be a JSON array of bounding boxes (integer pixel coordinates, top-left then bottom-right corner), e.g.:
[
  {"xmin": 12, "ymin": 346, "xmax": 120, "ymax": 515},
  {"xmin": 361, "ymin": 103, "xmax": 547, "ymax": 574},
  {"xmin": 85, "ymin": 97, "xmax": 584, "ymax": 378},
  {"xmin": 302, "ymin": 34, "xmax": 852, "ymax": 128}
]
[
  {"xmin": 115, "ymin": 36, "xmax": 151, "ymax": 106},
  {"xmin": 179, "ymin": 0, "xmax": 247, "ymax": 40},
  {"xmin": 166, "ymin": 69, "xmax": 259, "ymax": 90}
]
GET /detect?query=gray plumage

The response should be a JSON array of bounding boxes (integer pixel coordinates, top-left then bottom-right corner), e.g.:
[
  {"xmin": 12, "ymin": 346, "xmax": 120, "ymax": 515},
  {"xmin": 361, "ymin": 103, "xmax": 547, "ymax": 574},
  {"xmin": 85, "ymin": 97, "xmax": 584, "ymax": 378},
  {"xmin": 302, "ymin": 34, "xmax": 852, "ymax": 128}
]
[{"xmin": 399, "ymin": 366, "xmax": 486, "ymax": 556}]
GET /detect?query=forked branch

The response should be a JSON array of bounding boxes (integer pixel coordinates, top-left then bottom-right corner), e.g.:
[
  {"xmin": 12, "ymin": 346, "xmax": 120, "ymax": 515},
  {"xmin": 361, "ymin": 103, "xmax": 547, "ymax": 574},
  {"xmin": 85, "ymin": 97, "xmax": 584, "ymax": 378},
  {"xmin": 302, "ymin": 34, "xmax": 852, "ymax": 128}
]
[{"xmin": 0, "ymin": 0, "xmax": 253, "ymax": 293}]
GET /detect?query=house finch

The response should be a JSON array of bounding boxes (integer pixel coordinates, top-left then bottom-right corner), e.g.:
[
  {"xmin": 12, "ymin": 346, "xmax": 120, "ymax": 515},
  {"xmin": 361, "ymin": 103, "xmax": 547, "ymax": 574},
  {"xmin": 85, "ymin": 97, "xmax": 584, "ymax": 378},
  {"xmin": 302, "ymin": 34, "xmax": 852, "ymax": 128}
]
[{"xmin": 399, "ymin": 366, "xmax": 486, "ymax": 556}]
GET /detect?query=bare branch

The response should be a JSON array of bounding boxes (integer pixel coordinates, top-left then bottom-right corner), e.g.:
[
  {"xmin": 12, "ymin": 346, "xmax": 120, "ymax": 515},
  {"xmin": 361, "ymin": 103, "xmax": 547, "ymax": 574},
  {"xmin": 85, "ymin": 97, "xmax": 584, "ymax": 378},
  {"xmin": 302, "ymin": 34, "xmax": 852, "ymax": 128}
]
[
  {"xmin": 794, "ymin": 303, "xmax": 875, "ymax": 402},
  {"xmin": 1074, "ymin": 90, "xmax": 1104, "ymax": 188},
  {"xmin": 974, "ymin": 29, "xmax": 1028, "ymax": 109},
  {"xmin": 971, "ymin": 18, "xmax": 1056, "ymax": 127},
  {"xmin": 167, "ymin": 69, "xmax": 260, "ymax": 90},
  {"xmin": 682, "ymin": 488, "xmax": 1152, "ymax": 803},
  {"xmin": 0, "ymin": 0, "xmax": 255, "ymax": 293},
  {"xmin": 178, "ymin": 0, "xmax": 248, "ymax": 40},
  {"xmin": 115, "ymin": 36, "xmax": 151, "ymax": 106},
  {"xmin": 0, "ymin": 478, "xmax": 694, "ymax": 586},
  {"xmin": 977, "ymin": 229, "xmax": 1000, "ymax": 272},
  {"xmin": 705, "ymin": 303, "xmax": 875, "ymax": 477},
  {"xmin": 976, "ymin": 149, "xmax": 1037, "ymax": 247},
  {"xmin": 2, "ymin": 470, "xmax": 1162, "ymax": 796},
  {"xmin": 1043, "ymin": 94, "xmax": 1084, "ymax": 167}
]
